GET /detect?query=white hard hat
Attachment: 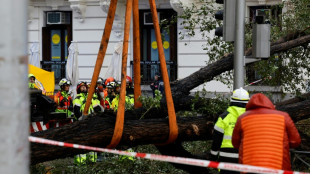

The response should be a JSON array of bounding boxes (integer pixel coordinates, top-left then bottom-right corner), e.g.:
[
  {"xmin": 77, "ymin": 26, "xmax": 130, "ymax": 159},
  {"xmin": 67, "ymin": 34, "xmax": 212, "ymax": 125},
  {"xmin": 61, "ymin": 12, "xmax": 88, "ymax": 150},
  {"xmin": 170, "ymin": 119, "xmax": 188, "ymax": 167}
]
[{"xmin": 231, "ymin": 87, "xmax": 250, "ymax": 103}]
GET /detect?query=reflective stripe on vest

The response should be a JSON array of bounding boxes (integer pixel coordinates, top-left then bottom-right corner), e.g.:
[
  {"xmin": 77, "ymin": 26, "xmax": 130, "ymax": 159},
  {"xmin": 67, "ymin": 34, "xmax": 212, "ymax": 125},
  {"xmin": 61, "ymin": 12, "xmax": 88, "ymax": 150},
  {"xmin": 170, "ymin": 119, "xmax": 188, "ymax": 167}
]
[
  {"xmin": 210, "ymin": 150, "xmax": 219, "ymax": 156},
  {"xmin": 219, "ymin": 151, "xmax": 239, "ymax": 158},
  {"xmin": 214, "ymin": 125, "xmax": 224, "ymax": 133},
  {"xmin": 215, "ymin": 106, "xmax": 246, "ymax": 148}
]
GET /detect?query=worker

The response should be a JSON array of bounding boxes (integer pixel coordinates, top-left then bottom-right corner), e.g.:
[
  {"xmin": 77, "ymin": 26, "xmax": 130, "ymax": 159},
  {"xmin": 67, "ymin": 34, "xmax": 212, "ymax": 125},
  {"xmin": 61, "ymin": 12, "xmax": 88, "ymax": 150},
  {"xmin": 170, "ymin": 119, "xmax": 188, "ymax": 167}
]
[
  {"xmin": 114, "ymin": 81, "xmax": 121, "ymax": 95},
  {"xmin": 111, "ymin": 81, "xmax": 134, "ymax": 111},
  {"xmin": 28, "ymin": 74, "xmax": 36, "ymax": 89},
  {"xmin": 87, "ymin": 82, "xmax": 91, "ymax": 93},
  {"xmin": 28, "ymin": 73, "xmax": 46, "ymax": 94},
  {"xmin": 73, "ymin": 81, "xmax": 103, "ymax": 120},
  {"xmin": 232, "ymin": 93, "xmax": 301, "ymax": 171},
  {"xmin": 119, "ymin": 148, "xmax": 135, "ymax": 161},
  {"xmin": 54, "ymin": 78, "xmax": 73, "ymax": 118},
  {"xmin": 73, "ymin": 82, "xmax": 100, "ymax": 165},
  {"xmin": 210, "ymin": 87, "xmax": 249, "ymax": 174},
  {"xmin": 150, "ymin": 73, "xmax": 164, "ymax": 98},
  {"xmin": 126, "ymin": 76, "xmax": 134, "ymax": 96},
  {"xmin": 103, "ymin": 77, "xmax": 115, "ymax": 98},
  {"xmin": 96, "ymin": 77, "xmax": 106, "ymax": 107},
  {"xmin": 104, "ymin": 81, "xmax": 116, "ymax": 110}
]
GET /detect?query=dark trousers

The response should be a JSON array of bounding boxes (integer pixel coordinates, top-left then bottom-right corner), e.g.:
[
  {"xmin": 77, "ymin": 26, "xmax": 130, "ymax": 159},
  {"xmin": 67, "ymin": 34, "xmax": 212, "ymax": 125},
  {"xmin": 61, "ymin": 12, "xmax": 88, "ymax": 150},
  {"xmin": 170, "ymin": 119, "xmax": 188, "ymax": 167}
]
[{"xmin": 219, "ymin": 155, "xmax": 239, "ymax": 174}]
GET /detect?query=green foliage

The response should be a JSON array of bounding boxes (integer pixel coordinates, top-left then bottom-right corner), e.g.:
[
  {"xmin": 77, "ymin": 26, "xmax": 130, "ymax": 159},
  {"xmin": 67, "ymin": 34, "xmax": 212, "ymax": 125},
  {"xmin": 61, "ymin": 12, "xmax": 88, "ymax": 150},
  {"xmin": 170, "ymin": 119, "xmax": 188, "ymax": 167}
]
[
  {"xmin": 139, "ymin": 90, "xmax": 162, "ymax": 119},
  {"xmin": 30, "ymin": 145, "xmax": 188, "ymax": 174},
  {"xmin": 177, "ymin": 0, "xmax": 310, "ymax": 94},
  {"xmin": 182, "ymin": 140, "xmax": 212, "ymax": 154},
  {"xmin": 190, "ymin": 87, "xmax": 230, "ymax": 119}
]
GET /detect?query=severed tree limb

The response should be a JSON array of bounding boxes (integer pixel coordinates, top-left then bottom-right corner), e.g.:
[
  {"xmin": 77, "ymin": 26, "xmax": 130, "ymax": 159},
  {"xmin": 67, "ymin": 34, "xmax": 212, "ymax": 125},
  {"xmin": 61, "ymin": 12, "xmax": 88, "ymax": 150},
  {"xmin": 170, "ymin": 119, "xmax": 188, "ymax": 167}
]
[
  {"xmin": 31, "ymin": 114, "xmax": 214, "ymax": 165},
  {"xmin": 30, "ymin": 96, "xmax": 310, "ymax": 165},
  {"xmin": 30, "ymin": 33, "xmax": 310, "ymax": 170},
  {"xmin": 171, "ymin": 34, "xmax": 310, "ymax": 97},
  {"xmin": 276, "ymin": 98, "xmax": 310, "ymax": 122}
]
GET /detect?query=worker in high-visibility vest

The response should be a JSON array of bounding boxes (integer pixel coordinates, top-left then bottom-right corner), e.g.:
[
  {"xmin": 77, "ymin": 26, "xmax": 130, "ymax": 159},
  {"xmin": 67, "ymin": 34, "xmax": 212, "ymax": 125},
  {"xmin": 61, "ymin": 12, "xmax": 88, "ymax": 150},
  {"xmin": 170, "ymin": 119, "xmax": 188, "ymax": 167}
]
[
  {"xmin": 210, "ymin": 88, "xmax": 249, "ymax": 174},
  {"xmin": 103, "ymin": 77, "xmax": 115, "ymax": 98},
  {"xmin": 104, "ymin": 81, "xmax": 116, "ymax": 110},
  {"xmin": 96, "ymin": 77, "xmax": 106, "ymax": 107},
  {"xmin": 54, "ymin": 78, "xmax": 73, "ymax": 118},
  {"xmin": 232, "ymin": 93, "xmax": 301, "ymax": 171},
  {"xmin": 28, "ymin": 73, "xmax": 46, "ymax": 94},
  {"xmin": 119, "ymin": 148, "xmax": 135, "ymax": 161},
  {"xmin": 111, "ymin": 81, "xmax": 134, "ymax": 111},
  {"xmin": 28, "ymin": 74, "xmax": 36, "ymax": 89},
  {"xmin": 73, "ymin": 81, "xmax": 103, "ymax": 120},
  {"xmin": 73, "ymin": 82, "xmax": 100, "ymax": 165},
  {"xmin": 74, "ymin": 152, "xmax": 97, "ymax": 165}
]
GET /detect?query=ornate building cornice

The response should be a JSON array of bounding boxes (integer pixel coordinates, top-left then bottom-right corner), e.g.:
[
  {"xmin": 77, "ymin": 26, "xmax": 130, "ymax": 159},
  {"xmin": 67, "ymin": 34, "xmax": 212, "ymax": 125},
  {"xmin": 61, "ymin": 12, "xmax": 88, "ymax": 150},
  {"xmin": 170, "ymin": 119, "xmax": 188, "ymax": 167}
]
[
  {"xmin": 246, "ymin": 0, "xmax": 282, "ymax": 6},
  {"xmin": 99, "ymin": 0, "xmax": 126, "ymax": 38},
  {"xmin": 69, "ymin": 0, "xmax": 86, "ymax": 22},
  {"xmin": 45, "ymin": 0, "xmax": 65, "ymax": 10},
  {"xmin": 170, "ymin": 0, "xmax": 183, "ymax": 14}
]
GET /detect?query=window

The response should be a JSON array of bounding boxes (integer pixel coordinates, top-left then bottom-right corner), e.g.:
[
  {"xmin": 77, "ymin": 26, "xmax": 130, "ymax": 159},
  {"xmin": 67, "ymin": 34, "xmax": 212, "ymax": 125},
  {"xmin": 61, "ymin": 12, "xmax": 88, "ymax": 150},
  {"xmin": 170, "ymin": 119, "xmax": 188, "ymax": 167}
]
[
  {"xmin": 137, "ymin": 9, "xmax": 177, "ymax": 84},
  {"xmin": 42, "ymin": 11, "xmax": 72, "ymax": 83}
]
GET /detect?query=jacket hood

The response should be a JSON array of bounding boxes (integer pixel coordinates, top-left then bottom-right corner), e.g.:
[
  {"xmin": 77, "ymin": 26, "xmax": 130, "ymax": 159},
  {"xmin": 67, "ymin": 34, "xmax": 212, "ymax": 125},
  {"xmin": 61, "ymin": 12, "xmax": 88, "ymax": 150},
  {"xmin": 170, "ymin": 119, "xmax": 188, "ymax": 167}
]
[{"xmin": 246, "ymin": 93, "xmax": 275, "ymax": 110}]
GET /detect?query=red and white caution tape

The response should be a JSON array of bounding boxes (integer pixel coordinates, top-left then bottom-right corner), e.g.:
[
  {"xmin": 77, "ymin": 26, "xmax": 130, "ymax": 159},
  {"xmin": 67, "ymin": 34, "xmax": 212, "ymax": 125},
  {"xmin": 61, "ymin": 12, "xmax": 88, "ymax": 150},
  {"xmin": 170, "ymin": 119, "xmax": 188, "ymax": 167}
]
[
  {"xmin": 29, "ymin": 136, "xmax": 308, "ymax": 174},
  {"xmin": 244, "ymin": 76, "xmax": 272, "ymax": 87},
  {"xmin": 30, "ymin": 122, "xmax": 49, "ymax": 133}
]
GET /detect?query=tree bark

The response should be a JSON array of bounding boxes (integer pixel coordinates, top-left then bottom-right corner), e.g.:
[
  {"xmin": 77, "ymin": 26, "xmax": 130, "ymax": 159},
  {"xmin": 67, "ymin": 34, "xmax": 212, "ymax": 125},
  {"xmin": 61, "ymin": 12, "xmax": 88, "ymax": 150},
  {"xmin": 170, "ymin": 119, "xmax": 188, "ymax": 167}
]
[
  {"xmin": 31, "ymin": 95, "xmax": 310, "ymax": 165},
  {"xmin": 31, "ymin": 114, "xmax": 214, "ymax": 165},
  {"xmin": 30, "ymin": 33, "xmax": 310, "ymax": 170},
  {"xmin": 171, "ymin": 34, "xmax": 310, "ymax": 97}
]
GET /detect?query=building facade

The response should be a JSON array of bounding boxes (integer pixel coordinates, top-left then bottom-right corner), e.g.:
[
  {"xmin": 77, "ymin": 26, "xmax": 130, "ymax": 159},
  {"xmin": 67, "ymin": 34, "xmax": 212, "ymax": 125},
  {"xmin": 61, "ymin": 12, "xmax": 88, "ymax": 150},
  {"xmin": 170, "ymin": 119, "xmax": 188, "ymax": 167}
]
[{"xmin": 28, "ymin": 0, "xmax": 282, "ymax": 94}]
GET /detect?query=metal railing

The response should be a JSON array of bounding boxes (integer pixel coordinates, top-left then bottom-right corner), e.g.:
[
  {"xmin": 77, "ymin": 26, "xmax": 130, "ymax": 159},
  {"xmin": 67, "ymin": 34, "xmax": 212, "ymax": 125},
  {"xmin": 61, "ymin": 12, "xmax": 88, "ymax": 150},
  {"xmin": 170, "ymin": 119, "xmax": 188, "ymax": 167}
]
[
  {"xmin": 41, "ymin": 60, "xmax": 177, "ymax": 85},
  {"xmin": 291, "ymin": 150, "xmax": 310, "ymax": 171},
  {"xmin": 130, "ymin": 60, "xmax": 177, "ymax": 84}
]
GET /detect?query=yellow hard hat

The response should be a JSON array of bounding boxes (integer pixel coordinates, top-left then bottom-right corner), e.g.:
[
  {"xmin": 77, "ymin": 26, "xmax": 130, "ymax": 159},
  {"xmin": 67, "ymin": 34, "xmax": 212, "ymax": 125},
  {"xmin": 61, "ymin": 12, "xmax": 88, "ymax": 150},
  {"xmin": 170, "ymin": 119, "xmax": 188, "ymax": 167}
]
[{"xmin": 28, "ymin": 74, "xmax": 35, "ymax": 79}]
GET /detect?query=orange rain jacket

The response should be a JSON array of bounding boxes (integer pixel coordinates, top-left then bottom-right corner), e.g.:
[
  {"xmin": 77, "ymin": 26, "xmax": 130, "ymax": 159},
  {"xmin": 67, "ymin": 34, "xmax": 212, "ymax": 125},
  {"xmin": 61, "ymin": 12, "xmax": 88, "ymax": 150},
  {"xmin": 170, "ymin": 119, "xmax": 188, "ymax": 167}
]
[{"xmin": 232, "ymin": 93, "xmax": 301, "ymax": 171}]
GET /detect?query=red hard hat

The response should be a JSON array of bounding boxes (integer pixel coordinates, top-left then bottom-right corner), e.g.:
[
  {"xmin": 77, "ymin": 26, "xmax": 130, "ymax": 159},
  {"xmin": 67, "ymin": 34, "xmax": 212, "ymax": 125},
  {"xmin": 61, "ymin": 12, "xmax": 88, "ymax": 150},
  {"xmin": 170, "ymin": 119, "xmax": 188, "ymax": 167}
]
[
  {"xmin": 126, "ymin": 76, "xmax": 132, "ymax": 84},
  {"xmin": 76, "ymin": 81, "xmax": 87, "ymax": 93},
  {"xmin": 105, "ymin": 77, "xmax": 115, "ymax": 86}
]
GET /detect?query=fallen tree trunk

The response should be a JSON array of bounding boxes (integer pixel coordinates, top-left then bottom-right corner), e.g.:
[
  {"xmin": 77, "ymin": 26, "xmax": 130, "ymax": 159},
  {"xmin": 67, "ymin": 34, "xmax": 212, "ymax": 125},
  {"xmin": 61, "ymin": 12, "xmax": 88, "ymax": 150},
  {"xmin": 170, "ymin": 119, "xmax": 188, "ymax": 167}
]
[
  {"xmin": 31, "ymin": 96, "xmax": 310, "ymax": 165},
  {"xmin": 171, "ymin": 34, "xmax": 310, "ymax": 97},
  {"xmin": 30, "ymin": 33, "xmax": 310, "ymax": 168},
  {"xmin": 31, "ymin": 114, "xmax": 214, "ymax": 165}
]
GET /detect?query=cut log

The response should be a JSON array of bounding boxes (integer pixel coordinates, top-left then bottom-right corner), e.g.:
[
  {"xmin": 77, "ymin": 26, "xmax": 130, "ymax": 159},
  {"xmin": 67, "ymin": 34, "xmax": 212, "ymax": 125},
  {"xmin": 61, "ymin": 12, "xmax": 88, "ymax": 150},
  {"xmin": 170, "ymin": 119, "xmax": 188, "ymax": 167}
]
[
  {"xmin": 30, "ymin": 33, "xmax": 310, "ymax": 168},
  {"xmin": 171, "ymin": 34, "xmax": 310, "ymax": 97},
  {"xmin": 31, "ymin": 94, "xmax": 310, "ymax": 165},
  {"xmin": 31, "ymin": 114, "xmax": 214, "ymax": 165}
]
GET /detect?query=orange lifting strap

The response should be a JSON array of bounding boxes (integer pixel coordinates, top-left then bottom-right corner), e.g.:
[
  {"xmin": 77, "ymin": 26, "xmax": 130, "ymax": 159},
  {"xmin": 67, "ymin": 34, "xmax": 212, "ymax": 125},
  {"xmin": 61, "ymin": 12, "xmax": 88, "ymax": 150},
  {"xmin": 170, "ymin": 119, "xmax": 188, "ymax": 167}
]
[
  {"xmin": 106, "ymin": 0, "xmax": 133, "ymax": 149},
  {"xmin": 133, "ymin": 0, "xmax": 142, "ymax": 108},
  {"xmin": 84, "ymin": 0, "xmax": 178, "ymax": 149},
  {"xmin": 149, "ymin": 0, "xmax": 178, "ymax": 145},
  {"xmin": 83, "ymin": 0, "xmax": 118, "ymax": 116}
]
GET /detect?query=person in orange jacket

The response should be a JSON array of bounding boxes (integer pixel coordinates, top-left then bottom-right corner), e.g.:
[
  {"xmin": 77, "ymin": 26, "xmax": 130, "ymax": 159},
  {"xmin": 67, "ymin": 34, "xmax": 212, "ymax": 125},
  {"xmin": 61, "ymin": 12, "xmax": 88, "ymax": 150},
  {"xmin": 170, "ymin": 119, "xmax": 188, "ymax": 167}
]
[
  {"xmin": 232, "ymin": 93, "xmax": 301, "ymax": 171},
  {"xmin": 96, "ymin": 77, "xmax": 105, "ymax": 107},
  {"xmin": 103, "ymin": 77, "xmax": 115, "ymax": 98},
  {"xmin": 54, "ymin": 78, "xmax": 73, "ymax": 118},
  {"xmin": 104, "ymin": 81, "xmax": 116, "ymax": 110}
]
